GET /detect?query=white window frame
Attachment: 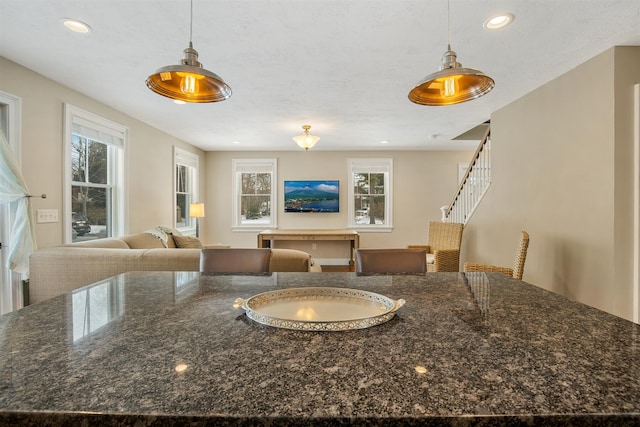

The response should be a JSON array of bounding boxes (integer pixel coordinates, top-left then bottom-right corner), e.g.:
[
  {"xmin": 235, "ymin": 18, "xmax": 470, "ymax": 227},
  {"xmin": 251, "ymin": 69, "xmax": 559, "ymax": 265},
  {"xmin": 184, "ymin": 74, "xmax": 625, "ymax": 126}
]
[
  {"xmin": 232, "ymin": 158, "xmax": 277, "ymax": 231},
  {"xmin": 347, "ymin": 158, "xmax": 393, "ymax": 232},
  {"xmin": 64, "ymin": 104, "xmax": 128, "ymax": 243},
  {"xmin": 173, "ymin": 147, "xmax": 199, "ymax": 235}
]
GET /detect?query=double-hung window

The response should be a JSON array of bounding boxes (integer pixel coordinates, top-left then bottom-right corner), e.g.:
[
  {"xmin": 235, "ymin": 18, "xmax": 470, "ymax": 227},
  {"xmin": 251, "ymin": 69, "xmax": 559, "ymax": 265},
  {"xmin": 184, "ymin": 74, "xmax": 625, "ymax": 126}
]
[
  {"xmin": 348, "ymin": 158, "xmax": 393, "ymax": 231},
  {"xmin": 232, "ymin": 158, "xmax": 277, "ymax": 230},
  {"xmin": 64, "ymin": 104, "xmax": 127, "ymax": 243},
  {"xmin": 174, "ymin": 148, "xmax": 199, "ymax": 233}
]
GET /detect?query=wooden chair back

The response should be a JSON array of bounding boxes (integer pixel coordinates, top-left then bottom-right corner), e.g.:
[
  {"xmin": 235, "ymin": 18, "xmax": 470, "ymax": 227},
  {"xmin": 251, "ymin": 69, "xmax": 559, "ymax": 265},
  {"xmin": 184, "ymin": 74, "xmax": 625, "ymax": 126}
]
[
  {"xmin": 199, "ymin": 248, "xmax": 272, "ymax": 273},
  {"xmin": 355, "ymin": 248, "xmax": 427, "ymax": 273},
  {"xmin": 512, "ymin": 231, "xmax": 530, "ymax": 280},
  {"xmin": 428, "ymin": 221, "xmax": 464, "ymax": 251},
  {"xmin": 463, "ymin": 231, "xmax": 530, "ymax": 280}
]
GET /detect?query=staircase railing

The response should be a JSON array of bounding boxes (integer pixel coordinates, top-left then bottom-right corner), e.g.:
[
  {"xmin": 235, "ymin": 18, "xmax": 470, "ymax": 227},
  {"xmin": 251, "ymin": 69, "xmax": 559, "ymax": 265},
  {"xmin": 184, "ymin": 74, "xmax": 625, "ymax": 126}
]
[{"xmin": 443, "ymin": 126, "xmax": 491, "ymax": 224}]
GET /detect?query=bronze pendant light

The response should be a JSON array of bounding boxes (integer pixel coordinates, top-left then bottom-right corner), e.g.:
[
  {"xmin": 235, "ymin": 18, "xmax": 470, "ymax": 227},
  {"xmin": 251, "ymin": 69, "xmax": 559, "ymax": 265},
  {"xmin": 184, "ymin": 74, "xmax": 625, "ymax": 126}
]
[
  {"xmin": 146, "ymin": 0, "xmax": 231, "ymax": 103},
  {"xmin": 408, "ymin": 0, "xmax": 494, "ymax": 106}
]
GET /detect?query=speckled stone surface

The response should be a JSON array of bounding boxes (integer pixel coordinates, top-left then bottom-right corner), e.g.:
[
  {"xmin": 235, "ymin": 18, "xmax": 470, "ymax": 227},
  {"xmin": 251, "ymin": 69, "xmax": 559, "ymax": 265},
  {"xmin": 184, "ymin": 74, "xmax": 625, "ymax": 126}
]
[{"xmin": 0, "ymin": 271, "xmax": 639, "ymax": 426}]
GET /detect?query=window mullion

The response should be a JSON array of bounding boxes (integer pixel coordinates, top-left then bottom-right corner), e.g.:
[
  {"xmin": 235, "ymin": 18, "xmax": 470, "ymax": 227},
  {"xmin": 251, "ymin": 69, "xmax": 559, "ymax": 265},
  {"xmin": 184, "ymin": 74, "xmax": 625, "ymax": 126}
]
[{"xmin": 84, "ymin": 139, "xmax": 89, "ymax": 184}]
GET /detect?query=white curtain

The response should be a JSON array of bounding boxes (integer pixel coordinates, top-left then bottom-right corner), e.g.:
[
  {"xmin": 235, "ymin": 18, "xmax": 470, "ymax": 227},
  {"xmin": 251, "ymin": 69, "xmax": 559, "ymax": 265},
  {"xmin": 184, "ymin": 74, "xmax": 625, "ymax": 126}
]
[{"xmin": 0, "ymin": 131, "xmax": 36, "ymax": 275}]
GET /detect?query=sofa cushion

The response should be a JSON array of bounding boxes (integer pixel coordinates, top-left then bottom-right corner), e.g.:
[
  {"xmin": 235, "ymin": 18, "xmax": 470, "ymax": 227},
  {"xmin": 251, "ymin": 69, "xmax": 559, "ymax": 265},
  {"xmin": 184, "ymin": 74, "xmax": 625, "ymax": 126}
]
[
  {"xmin": 139, "ymin": 248, "xmax": 201, "ymax": 270},
  {"xmin": 173, "ymin": 235, "xmax": 203, "ymax": 249},
  {"xmin": 270, "ymin": 248, "xmax": 310, "ymax": 272},
  {"xmin": 121, "ymin": 233, "xmax": 166, "ymax": 249},
  {"xmin": 67, "ymin": 238, "xmax": 129, "ymax": 249}
]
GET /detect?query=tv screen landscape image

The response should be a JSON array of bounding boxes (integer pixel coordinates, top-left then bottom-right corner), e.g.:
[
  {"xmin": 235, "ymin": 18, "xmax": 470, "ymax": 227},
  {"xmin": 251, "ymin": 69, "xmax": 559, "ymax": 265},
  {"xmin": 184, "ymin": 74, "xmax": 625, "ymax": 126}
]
[{"xmin": 284, "ymin": 180, "xmax": 339, "ymax": 213}]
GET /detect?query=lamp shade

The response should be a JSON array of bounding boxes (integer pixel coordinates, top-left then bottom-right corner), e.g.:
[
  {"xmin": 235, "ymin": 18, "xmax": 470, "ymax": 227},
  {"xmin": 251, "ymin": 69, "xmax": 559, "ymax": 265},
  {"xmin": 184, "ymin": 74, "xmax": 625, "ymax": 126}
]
[
  {"xmin": 146, "ymin": 43, "xmax": 232, "ymax": 103},
  {"xmin": 293, "ymin": 125, "xmax": 320, "ymax": 151},
  {"xmin": 189, "ymin": 203, "xmax": 205, "ymax": 218},
  {"xmin": 408, "ymin": 47, "xmax": 494, "ymax": 106}
]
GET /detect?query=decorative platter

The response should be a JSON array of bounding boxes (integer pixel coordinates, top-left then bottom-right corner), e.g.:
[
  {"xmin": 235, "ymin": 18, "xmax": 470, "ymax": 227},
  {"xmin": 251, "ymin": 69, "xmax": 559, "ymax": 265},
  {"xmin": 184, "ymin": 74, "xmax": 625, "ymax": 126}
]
[{"xmin": 234, "ymin": 287, "xmax": 405, "ymax": 331}]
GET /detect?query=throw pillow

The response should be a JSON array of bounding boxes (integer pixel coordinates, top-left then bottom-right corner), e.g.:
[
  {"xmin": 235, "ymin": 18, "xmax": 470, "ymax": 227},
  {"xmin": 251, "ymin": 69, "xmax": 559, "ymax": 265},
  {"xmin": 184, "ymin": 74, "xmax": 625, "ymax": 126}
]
[
  {"xmin": 173, "ymin": 235, "xmax": 203, "ymax": 249},
  {"xmin": 156, "ymin": 225, "xmax": 183, "ymax": 237},
  {"xmin": 144, "ymin": 228, "xmax": 170, "ymax": 247},
  {"xmin": 154, "ymin": 226, "xmax": 183, "ymax": 248}
]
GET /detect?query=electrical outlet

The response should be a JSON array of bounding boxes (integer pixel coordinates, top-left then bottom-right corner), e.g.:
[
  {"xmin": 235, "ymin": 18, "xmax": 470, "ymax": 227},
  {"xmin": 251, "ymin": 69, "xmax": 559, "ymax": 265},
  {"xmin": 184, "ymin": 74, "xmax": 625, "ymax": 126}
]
[
  {"xmin": 312, "ymin": 243, "xmax": 317, "ymax": 250},
  {"xmin": 37, "ymin": 209, "xmax": 59, "ymax": 223}
]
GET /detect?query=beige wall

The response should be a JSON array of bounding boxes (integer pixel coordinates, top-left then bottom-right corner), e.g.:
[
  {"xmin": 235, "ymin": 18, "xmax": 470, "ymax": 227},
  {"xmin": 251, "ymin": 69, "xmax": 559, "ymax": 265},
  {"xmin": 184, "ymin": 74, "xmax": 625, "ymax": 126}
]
[
  {"xmin": 0, "ymin": 57, "xmax": 206, "ymax": 248},
  {"xmin": 613, "ymin": 47, "xmax": 640, "ymax": 319},
  {"xmin": 463, "ymin": 46, "xmax": 640, "ymax": 322},
  {"xmin": 204, "ymin": 150, "xmax": 472, "ymax": 260}
]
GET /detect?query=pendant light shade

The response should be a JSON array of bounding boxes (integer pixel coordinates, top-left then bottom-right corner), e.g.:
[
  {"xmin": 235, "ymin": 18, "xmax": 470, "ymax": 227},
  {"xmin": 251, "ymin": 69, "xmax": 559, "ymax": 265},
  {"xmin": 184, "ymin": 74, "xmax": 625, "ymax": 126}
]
[
  {"xmin": 146, "ymin": 43, "xmax": 231, "ymax": 103},
  {"xmin": 408, "ymin": 46, "xmax": 494, "ymax": 106},
  {"xmin": 408, "ymin": 0, "xmax": 494, "ymax": 106},
  {"xmin": 146, "ymin": 0, "xmax": 231, "ymax": 103},
  {"xmin": 293, "ymin": 125, "xmax": 320, "ymax": 151}
]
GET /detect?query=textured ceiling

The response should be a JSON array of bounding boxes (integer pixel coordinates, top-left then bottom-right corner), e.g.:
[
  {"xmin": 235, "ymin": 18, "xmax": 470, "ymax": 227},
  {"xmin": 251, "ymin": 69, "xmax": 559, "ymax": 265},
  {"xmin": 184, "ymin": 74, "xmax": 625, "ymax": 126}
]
[{"xmin": 1, "ymin": 0, "xmax": 639, "ymax": 151}]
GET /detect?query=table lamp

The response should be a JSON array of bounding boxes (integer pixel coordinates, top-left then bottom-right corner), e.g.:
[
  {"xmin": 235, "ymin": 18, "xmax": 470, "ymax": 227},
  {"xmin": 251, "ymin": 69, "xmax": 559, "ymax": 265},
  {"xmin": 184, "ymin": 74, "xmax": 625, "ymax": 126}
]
[{"xmin": 189, "ymin": 203, "xmax": 205, "ymax": 238}]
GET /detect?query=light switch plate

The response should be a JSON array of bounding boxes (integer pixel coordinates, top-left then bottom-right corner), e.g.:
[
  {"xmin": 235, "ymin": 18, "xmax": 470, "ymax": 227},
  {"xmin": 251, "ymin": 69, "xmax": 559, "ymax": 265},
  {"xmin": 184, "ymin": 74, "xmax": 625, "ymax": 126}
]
[{"xmin": 37, "ymin": 209, "xmax": 59, "ymax": 223}]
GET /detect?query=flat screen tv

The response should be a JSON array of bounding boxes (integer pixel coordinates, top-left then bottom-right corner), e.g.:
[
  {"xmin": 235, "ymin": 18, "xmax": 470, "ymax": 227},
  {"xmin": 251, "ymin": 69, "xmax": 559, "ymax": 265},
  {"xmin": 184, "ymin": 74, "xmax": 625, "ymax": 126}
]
[{"xmin": 284, "ymin": 180, "xmax": 339, "ymax": 213}]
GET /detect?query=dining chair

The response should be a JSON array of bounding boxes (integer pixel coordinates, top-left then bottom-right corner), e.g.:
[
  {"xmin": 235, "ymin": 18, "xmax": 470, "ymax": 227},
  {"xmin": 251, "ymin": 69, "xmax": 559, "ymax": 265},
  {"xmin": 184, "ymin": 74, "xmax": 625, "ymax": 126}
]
[
  {"xmin": 463, "ymin": 231, "xmax": 530, "ymax": 280},
  {"xmin": 199, "ymin": 248, "xmax": 272, "ymax": 273},
  {"xmin": 355, "ymin": 248, "xmax": 427, "ymax": 273},
  {"xmin": 408, "ymin": 221, "xmax": 464, "ymax": 272}
]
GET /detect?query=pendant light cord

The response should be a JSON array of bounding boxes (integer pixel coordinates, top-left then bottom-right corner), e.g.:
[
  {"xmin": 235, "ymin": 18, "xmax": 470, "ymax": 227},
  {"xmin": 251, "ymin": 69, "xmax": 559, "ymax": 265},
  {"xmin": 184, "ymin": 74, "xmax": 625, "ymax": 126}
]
[
  {"xmin": 189, "ymin": 0, "xmax": 193, "ymax": 43},
  {"xmin": 447, "ymin": 0, "xmax": 451, "ymax": 50}
]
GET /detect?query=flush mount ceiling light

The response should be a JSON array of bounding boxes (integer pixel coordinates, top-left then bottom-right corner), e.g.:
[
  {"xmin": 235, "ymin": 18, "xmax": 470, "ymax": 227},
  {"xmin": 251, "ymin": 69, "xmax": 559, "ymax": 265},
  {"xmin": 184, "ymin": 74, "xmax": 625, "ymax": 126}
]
[
  {"xmin": 293, "ymin": 125, "xmax": 320, "ymax": 151},
  {"xmin": 145, "ymin": 0, "xmax": 231, "ymax": 103},
  {"xmin": 408, "ymin": 0, "xmax": 495, "ymax": 106},
  {"xmin": 484, "ymin": 13, "xmax": 514, "ymax": 30},
  {"xmin": 62, "ymin": 18, "xmax": 91, "ymax": 33}
]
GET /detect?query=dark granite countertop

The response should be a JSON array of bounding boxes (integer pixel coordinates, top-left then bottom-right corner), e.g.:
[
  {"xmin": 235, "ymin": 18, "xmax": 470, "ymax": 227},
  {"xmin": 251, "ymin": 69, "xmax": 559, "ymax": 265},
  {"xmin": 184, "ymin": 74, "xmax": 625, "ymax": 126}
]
[{"xmin": 0, "ymin": 271, "xmax": 639, "ymax": 426}]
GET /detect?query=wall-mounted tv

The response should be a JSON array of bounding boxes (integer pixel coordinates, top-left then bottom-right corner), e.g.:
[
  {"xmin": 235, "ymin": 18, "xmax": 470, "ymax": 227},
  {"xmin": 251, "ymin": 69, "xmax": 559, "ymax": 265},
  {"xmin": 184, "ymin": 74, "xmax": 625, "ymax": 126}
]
[{"xmin": 284, "ymin": 180, "xmax": 339, "ymax": 213}]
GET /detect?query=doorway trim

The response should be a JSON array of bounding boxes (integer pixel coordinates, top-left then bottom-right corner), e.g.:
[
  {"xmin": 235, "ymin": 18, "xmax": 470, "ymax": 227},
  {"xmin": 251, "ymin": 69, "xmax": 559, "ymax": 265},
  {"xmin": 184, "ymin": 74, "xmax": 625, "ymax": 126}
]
[
  {"xmin": 0, "ymin": 90, "xmax": 23, "ymax": 314},
  {"xmin": 634, "ymin": 83, "xmax": 640, "ymax": 324}
]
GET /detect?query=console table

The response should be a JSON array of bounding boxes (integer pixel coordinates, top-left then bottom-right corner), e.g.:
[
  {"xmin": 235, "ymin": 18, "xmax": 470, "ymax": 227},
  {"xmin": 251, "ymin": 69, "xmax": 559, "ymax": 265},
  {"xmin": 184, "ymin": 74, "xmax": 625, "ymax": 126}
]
[{"xmin": 258, "ymin": 229, "xmax": 359, "ymax": 265}]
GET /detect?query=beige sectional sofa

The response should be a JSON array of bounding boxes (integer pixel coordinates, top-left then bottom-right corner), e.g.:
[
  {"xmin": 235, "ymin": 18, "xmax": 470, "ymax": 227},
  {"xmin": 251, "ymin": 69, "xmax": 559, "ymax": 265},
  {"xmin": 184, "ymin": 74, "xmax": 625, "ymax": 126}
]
[{"xmin": 28, "ymin": 229, "xmax": 319, "ymax": 305}]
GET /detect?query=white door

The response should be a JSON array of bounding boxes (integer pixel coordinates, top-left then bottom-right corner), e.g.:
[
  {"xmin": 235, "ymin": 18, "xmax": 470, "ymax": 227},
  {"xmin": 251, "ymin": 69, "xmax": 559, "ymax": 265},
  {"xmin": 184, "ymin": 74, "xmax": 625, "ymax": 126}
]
[{"xmin": 0, "ymin": 91, "xmax": 23, "ymax": 314}]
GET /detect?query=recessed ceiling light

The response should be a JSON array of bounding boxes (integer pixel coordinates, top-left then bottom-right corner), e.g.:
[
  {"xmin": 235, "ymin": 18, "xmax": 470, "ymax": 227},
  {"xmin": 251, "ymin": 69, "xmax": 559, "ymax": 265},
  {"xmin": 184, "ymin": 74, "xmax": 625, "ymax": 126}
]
[
  {"xmin": 173, "ymin": 100, "xmax": 186, "ymax": 105},
  {"xmin": 233, "ymin": 141, "xmax": 240, "ymax": 144},
  {"xmin": 483, "ymin": 13, "xmax": 514, "ymax": 30},
  {"xmin": 62, "ymin": 18, "xmax": 92, "ymax": 33},
  {"xmin": 380, "ymin": 140, "xmax": 389, "ymax": 144}
]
